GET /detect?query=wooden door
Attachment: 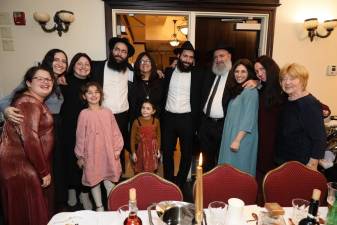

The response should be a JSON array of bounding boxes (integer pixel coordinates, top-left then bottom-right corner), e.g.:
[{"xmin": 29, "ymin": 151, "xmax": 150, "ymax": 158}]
[{"xmin": 195, "ymin": 17, "xmax": 260, "ymax": 67}]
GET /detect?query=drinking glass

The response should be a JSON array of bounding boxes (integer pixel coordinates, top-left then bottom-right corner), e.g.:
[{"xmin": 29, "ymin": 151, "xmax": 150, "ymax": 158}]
[
  {"xmin": 208, "ymin": 201, "xmax": 227, "ymax": 225},
  {"xmin": 118, "ymin": 204, "xmax": 130, "ymax": 221},
  {"xmin": 327, "ymin": 182, "xmax": 337, "ymax": 208},
  {"xmin": 292, "ymin": 198, "xmax": 310, "ymax": 224}
]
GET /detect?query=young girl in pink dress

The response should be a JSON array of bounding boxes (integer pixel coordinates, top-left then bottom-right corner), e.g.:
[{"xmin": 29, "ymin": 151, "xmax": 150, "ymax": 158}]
[
  {"xmin": 75, "ymin": 82, "xmax": 123, "ymax": 211},
  {"xmin": 130, "ymin": 100, "xmax": 161, "ymax": 173}
]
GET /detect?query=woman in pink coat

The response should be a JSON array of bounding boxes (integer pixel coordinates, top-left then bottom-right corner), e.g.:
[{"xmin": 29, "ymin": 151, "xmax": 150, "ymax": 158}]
[{"xmin": 75, "ymin": 82, "xmax": 123, "ymax": 211}]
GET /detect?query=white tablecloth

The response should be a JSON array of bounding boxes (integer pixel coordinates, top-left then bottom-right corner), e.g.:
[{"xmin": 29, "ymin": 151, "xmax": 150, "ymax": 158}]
[{"xmin": 47, "ymin": 205, "xmax": 328, "ymax": 225}]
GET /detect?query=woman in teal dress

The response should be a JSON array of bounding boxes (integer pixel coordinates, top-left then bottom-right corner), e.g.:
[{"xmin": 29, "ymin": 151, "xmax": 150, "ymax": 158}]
[{"xmin": 218, "ymin": 58, "xmax": 259, "ymax": 176}]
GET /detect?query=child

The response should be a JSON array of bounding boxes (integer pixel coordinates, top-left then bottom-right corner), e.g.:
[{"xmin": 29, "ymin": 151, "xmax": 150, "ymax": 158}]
[
  {"xmin": 130, "ymin": 100, "xmax": 161, "ymax": 173},
  {"xmin": 74, "ymin": 82, "xmax": 123, "ymax": 211}
]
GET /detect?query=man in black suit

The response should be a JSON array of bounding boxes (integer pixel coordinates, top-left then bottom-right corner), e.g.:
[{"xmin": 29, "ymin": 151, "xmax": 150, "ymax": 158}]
[
  {"xmin": 199, "ymin": 44, "xmax": 234, "ymax": 172},
  {"xmin": 91, "ymin": 37, "xmax": 135, "ymax": 171},
  {"xmin": 162, "ymin": 41, "xmax": 203, "ymax": 187}
]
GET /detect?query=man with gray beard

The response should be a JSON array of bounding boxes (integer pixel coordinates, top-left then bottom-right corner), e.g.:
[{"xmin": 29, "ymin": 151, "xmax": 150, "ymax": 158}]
[{"xmin": 199, "ymin": 44, "xmax": 234, "ymax": 172}]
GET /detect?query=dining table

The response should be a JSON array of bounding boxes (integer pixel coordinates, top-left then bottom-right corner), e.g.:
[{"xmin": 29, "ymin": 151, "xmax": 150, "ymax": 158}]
[{"xmin": 47, "ymin": 205, "xmax": 328, "ymax": 225}]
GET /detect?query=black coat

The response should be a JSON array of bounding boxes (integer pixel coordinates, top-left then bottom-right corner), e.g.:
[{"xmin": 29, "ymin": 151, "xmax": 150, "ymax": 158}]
[{"xmin": 200, "ymin": 69, "xmax": 230, "ymax": 118}]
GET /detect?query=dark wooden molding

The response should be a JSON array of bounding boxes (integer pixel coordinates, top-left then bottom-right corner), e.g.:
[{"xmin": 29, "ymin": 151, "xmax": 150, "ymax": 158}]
[
  {"xmin": 104, "ymin": 2, "xmax": 112, "ymax": 57},
  {"xmin": 103, "ymin": 0, "xmax": 280, "ymax": 57},
  {"xmin": 103, "ymin": 0, "xmax": 280, "ymax": 10}
]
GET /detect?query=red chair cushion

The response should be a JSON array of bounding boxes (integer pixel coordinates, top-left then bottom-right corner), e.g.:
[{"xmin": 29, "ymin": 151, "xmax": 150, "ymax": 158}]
[
  {"xmin": 108, "ymin": 172, "xmax": 183, "ymax": 210},
  {"xmin": 200, "ymin": 164, "xmax": 258, "ymax": 207},
  {"xmin": 263, "ymin": 161, "xmax": 327, "ymax": 206}
]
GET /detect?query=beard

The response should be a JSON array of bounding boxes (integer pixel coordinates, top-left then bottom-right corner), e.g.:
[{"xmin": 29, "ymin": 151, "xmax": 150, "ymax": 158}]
[
  {"xmin": 107, "ymin": 53, "xmax": 128, "ymax": 73},
  {"xmin": 212, "ymin": 60, "xmax": 232, "ymax": 76},
  {"xmin": 177, "ymin": 59, "xmax": 193, "ymax": 72}
]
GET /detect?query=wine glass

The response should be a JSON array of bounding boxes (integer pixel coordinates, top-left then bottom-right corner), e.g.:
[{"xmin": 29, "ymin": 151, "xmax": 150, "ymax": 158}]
[
  {"xmin": 327, "ymin": 182, "xmax": 337, "ymax": 208},
  {"xmin": 208, "ymin": 201, "xmax": 227, "ymax": 225},
  {"xmin": 118, "ymin": 204, "xmax": 130, "ymax": 221},
  {"xmin": 292, "ymin": 198, "xmax": 310, "ymax": 224}
]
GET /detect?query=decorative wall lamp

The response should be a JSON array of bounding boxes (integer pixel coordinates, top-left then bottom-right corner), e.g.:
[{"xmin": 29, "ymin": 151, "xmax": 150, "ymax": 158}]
[
  {"xmin": 304, "ymin": 18, "xmax": 337, "ymax": 42},
  {"xmin": 33, "ymin": 10, "xmax": 75, "ymax": 37},
  {"xmin": 169, "ymin": 20, "xmax": 180, "ymax": 47}
]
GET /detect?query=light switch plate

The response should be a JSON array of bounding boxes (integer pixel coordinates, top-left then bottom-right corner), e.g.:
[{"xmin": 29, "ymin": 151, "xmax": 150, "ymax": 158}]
[{"xmin": 327, "ymin": 65, "xmax": 337, "ymax": 76}]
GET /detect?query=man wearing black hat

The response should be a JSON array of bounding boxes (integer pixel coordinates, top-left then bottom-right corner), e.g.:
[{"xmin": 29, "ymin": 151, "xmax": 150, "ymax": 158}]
[
  {"xmin": 162, "ymin": 41, "xmax": 203, "ymax": 187},
  {"xmin": 199, "ymin": 44, "xmax": 258, "ymax": 172},
  {"xmin": 199, "ymin": 44, "xmax": 234, "ymax": 172},
  {"xmin": 91, "ymin": 37, "xmax": 135, "ymax": 172}
]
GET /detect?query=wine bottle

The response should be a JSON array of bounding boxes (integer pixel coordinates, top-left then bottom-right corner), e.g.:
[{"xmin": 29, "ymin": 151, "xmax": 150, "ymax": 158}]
[
  {"xmin": 326, "ymin": 191, "xmax": 337, "ymax": 225},
  {"xmin": 298, "ymin": 189, "xmax": 321, "ymax": 225},
  {"xmin": 123, "ymin": 188, "xmax": 143, "ymax": 225}
]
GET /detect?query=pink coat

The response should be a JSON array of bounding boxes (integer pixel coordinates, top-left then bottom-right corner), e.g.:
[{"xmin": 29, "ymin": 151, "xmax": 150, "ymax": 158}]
[{"xmin": 75, "ymin": 107, "xmax": 123, "ymax": 186}]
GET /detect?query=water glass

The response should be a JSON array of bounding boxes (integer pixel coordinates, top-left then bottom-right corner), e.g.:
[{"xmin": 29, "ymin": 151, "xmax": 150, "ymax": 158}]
[
  {"xmin": 224, "ymin": 198, "xmax": 245, "ymax": 225},
  {"xmin": 327, "ymin": 182, "xmax": 337, "ymax": 208},
  {"xmin": 208, "ymin": 201, "xmax": 227, "ymax": 225},
  {"xmin": 292, "ymin": 198, "xmax": 310, "ymax": 224}
]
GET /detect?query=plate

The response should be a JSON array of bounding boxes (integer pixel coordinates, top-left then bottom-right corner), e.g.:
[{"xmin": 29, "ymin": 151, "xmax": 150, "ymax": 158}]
[{"xmin": 48, "ymin": 210, "xmax": 98, "ymax": 225}]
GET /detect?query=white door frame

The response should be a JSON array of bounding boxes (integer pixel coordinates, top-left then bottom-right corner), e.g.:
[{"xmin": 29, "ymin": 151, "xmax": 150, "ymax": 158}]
[{"xmin": 111, "ymin": 9, "xmax": 269, "ymax": 55}]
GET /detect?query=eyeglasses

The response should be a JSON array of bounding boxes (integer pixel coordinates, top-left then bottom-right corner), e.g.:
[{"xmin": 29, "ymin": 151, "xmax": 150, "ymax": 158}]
[
  {"xmin": 140, "ymin": 60, "xmax": 151, "ymax": 65},
  {"xmin": 32, "ymin": 77, "xmax": 53, "ymax": 83}
]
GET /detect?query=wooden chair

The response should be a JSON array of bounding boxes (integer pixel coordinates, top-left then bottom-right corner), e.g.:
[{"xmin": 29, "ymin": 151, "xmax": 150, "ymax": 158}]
[
  {"xmin": 263, "ymin": 161, "xmax": 328, "ymax": 206},
  {"xmin": 194, "ymin": 164, "xmax": 258, "ymax": 207},
  {"xmin": 107, "ymin": 172, "xmax": 183, "ymax": 210}
]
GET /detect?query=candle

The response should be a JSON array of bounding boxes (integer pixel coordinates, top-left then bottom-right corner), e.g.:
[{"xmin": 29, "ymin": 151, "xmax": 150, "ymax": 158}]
[{"xmin": 195, "ymin": 153, "xmax": 203, "ymax": 225}]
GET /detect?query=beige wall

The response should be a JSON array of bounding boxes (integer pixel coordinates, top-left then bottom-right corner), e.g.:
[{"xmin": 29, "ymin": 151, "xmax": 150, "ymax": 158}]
[
  {"xmin": 273, "ymin": 0, "xmax": 337, "ymax": 114},
  {"xmin": 0, "ymin": 0, "xmax": 106, "ymax": 97},
  {"xmin": 1, "ymin": 0, "xmax": 336, "ymax": 113}
]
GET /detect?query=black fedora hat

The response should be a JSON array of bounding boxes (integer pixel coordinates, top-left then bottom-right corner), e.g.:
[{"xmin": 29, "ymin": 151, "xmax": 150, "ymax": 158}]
[
  {"xmin": 174, "ymin": 41, "xmax": 195, "ymax": 55},
  {"xmin": 209, "ymin": 43, "xmax": 234, "ymax": 56},
  {"xmin": 108, "ymin": 37, "xmax": 135, "ymax": 57}
]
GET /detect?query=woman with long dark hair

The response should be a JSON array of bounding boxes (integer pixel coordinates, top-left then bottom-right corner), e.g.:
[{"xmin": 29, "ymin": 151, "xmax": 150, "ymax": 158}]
[
  {"xmin": 60, "ymin": 53, "xmax": 93, "ymax": 209},
  {"xmin": 254, "ymin": 55, "xmax": 286, "ymax": 174},
  {"xmin": 0, "ymin": 65, "xmax": 55, "ymax": 225},
  {"xmin": 218, "ymin": 58, "xmax": 259, "ymax": 176},
  {"xmin": 129, "ymin": 52, "xmax": 165, "ymax": 123}
]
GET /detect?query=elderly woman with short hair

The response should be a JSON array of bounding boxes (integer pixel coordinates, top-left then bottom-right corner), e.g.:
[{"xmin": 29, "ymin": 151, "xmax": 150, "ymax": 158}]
[{"xmin": 275, "ymin": 63, "xmax": 326, "ymax": 170}]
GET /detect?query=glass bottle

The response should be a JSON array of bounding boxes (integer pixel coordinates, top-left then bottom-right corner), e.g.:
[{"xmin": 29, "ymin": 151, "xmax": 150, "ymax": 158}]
[
  {"xmin": 123, "ymin": 188, "xmax": 142, "ymax": 225},
  {"xmin": 299, "ymin": 189, "xmax": 321, "ymax": 225},
  {"xmin": 326, "ymin": 191, "xmax": 337, "ymax": 225}
]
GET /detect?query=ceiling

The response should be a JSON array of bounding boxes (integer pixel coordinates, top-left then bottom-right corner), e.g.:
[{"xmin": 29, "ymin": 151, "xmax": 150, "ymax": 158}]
[{"xmin": 117, "ymin": 14, "xmax": 188, "ymax": 52}]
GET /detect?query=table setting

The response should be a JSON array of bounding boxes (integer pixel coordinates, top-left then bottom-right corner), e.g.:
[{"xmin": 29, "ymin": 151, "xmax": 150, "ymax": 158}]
[
  {"xmin": 47, "ymin": 205, "xmax": 328, "ymax": 225},
  {"xmin": 47, "ymin": 154, "xmax": 333, "ymax": 225}
]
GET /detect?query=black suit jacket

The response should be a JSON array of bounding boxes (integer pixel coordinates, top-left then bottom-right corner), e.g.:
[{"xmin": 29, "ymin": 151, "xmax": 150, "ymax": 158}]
[
  {"xmin": 163, "ymin": 67, "xmax": 204, "ymax": 131},
  {"xmin": 200, "ymin": 69, "xmax": 231, "ymax": 118}
]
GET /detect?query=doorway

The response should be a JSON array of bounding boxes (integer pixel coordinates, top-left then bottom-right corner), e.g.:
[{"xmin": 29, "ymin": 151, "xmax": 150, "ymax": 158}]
[{"xmin": 195, "ymin": 16, "xmax": 261, "ymax": 66}]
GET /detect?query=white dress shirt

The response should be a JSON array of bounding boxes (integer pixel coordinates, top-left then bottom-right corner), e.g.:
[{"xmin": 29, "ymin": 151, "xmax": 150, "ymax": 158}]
[
  {"xmin": 102, "ymin": 62, "xmax": 133, "ymax": 114},
  {"xmin": 165, "ymin": 68, "xmax": 192, "ymax": 113},
  {"xmin": 203, "ymin": 71, "xmax": 228, "ymax": 118}
]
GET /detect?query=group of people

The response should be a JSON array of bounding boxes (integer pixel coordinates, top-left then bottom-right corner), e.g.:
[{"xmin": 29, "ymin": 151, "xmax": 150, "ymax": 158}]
[{"xmin": 0, "ymin": 37, "xmax": 329, "ymax": 225}]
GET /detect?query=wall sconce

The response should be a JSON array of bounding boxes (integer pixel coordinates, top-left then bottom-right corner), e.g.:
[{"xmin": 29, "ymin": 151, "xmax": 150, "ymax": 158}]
[
  {"xmin": 33, "ymin": 10, "xmax": 75, "ymax": 37},
  {"xmin": 304, "ymin": 18, "xmax": 337, "ymax": 42}
]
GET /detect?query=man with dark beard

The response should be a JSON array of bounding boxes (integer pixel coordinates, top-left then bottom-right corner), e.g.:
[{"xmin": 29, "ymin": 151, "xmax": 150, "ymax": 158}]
[
  {"xmin": 162, "ymin": 41, "xmax": 203, "ymax": 188},
  {"xmin": 91, "ymin": 37, "xmax": 135, "ymax": 173},
  {"xmin": 199, "ymin": 44, "xmax": 234, "ymax": 172}
]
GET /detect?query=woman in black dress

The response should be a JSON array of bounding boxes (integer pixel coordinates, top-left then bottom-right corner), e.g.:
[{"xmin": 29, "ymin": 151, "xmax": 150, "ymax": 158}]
[
  {"xmin": 276, "ymin": 63, "xmax": 326, "ymax": 170},
  {"xmin": 60, "ymin": 53, "xmax": 93, "ymax": 209}
]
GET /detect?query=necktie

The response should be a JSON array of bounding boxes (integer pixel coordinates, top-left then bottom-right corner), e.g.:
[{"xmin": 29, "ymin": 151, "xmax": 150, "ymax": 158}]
[{"xmin": 205, "ymin": 75, "xmax": 221, "ymax": 117}]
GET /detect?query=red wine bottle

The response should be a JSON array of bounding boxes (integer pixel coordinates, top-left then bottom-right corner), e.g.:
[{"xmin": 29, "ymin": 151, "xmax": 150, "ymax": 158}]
[
  {"xmin": 298, "ymin": 189, "xmax": 321, "ymax": 225},
  {"xmin": 123, "ymin": 188, "xmax": 142, "ymax": 225}
]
